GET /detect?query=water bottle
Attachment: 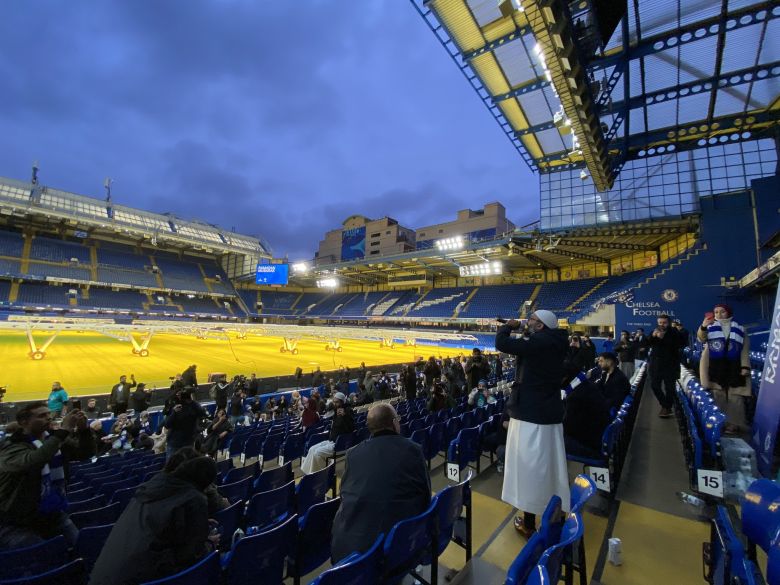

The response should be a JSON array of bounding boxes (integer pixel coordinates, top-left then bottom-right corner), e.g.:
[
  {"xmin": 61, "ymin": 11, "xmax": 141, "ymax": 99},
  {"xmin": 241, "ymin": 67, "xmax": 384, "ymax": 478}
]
[
  {"xmin": 677, "ymin": 491, "xmax": 705, "ymax": 507},
  {"xmin": 232, "ymin": 527, "xmax": 245, "ymax": 547}
]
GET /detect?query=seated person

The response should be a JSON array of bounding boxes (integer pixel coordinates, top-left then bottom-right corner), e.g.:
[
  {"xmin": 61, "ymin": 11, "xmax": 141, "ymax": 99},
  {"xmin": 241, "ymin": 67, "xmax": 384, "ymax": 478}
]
[
  {"xmin": 89, "ymin": 454, "xmax": 220, "ymax": 585},
  {"xmin": 467, "ymin": 379, "xmax": 495, "ymax": 408},
  {"xmin": 595, "ymin": 352, "xmax": 631, "ymax": 412},
  {"xmin": 561, "ymin": 363, "xmax": 611, "ymax": 458},
  {"xmin": 300, "ymin": 393, "xmax": 353, "ymax": 474},
  {"xmin": 331, "ymin": 403, "xmax": 431, "ymax": 563}
]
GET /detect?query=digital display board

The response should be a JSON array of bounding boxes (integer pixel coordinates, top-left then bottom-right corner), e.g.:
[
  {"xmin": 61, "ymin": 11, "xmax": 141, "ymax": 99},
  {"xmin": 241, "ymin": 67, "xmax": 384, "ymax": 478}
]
[
  {"xmin": 255, "ymin": 263, "xmax": 289, "ymax": 285},
  {"xmin": 341, "ymin": 227, "xmax": 366, "ymax": 261}
]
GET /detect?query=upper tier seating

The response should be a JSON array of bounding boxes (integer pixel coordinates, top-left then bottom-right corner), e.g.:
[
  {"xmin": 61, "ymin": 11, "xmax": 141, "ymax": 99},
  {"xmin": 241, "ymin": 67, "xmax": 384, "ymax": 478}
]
[
  {"xmin": 27, "ymin": 262, "xmax": 91, "ymax": 281},
  {"xmin": 97, "ymin": 266, "xmax": 158, "ymax": 288},
  {"xmin": 534, "ymin": 278, "xmax": 603, "ymax": 313},
  {"xmin": 154, "ymin": 257, "xmax": 209, "ymax": 292},
  {"xmin": 406, "ymin": 287, "xmax": 473, "ymax": 317},
  {"xmin": 459, "ymin": 283, "xmax": 537, "ymax": 318},
  {"xmin": 0, "ymin": 280, "xmax": 11, "ymax": 303},
  {"xmin": 30, "ymin": 235, "xmax": 90, "ymax": 263},
  {"xmin": 0, "ymin": 258, "xmax": 20, "ymax": 276},
  {"xmin": 0, "ymin": 230, "xmax": 23, "ymax": 257},
  {"xmin": 173, "ymin": 295, "xmax": 233, "ymax": 315},
  {"xmin": 96, "ymin": 247, "xmax": 149, "ymax": 271},
  {"xmin": 83, "ymin": 288, "xmax": 146, "ymax": 310}
]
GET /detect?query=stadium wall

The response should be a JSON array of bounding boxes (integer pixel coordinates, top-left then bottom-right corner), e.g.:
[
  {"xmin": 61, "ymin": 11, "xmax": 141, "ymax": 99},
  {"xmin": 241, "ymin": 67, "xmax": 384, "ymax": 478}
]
[{"xmin": 615, "ymin": 189, "xmax": 772, "ymax": 333}]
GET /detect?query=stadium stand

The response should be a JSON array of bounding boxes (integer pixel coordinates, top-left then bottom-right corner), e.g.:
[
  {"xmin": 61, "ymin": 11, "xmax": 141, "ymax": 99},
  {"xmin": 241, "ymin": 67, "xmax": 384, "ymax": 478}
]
[
  {"xmin": 0, "ymin": 258, "xmax": 20, "ymax": 276},
  {"xmin": 459, "ymin": 283, "xmax": 537, "ymax": 319},
  {"xmin": 533, "ymin": 278, "xmax": 603, "ymax": 315},
  {"xmin": 95, "ymin": 266, "xmax": 158, "ymax": 288},
  {"xmin": 406, "ymin": 287, "xmax": 473, "ymax": 318},
  {"xmin": 83, "ymin": 288, "xmax": 146, "ymax": 311},
  {"xmin": 29, "ymin": 234, "xmax": 90, "ymax": 263},
  {"xmin": 0, "ymin": 229, "xmax": 23, "ymax": 257},
  {"xmin": 16, "ymin": 282, "xmax": 71, "ymax": 306},
  {"xmin": 0, "ymin": 279, "xmax": 11, "ymax": 303},
  {"xmin": 96, "ymin": 246, "xmax": 150, "ymax": 271},
  {"xmin": 26, "ymin": 261, "xmax": 91, "ymax": 281},
  {"xmin": 333, "ymin": 291, "xmax": 389, "ymax": 317},
  {"xmin": 153, "ymin": 257, "xmax": 210, "ymax": 293},
  {"xmin": 259, "ymin": 291, "xmax": 300, "ymax": 315}
]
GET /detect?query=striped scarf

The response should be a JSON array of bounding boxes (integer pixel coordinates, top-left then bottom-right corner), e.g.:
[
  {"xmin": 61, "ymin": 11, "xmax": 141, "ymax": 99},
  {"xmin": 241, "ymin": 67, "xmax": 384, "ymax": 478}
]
[
  {"xmin": 562, "ymin": 372, "xmax": 589, "ymax": 398},
  {"xmin": 31, "ymin": 434, "xmax": 67, "ymax": 514},
  {"xmin": 707, "ymin": 319, "xmax": 744, "ymax": 361}
]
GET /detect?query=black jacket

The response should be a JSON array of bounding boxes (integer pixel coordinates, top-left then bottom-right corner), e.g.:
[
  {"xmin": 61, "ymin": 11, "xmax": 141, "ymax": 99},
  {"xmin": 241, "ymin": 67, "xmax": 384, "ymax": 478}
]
[
  {"xmin": 567, "ymin": 347, "xmax": 592, "ymax": 372},
  {"xmin": 328, "ymin": 407, "xmax": 355, "ymax": 442},
  {"xmin": 212, "ymin": 382, "xmax": 230, "ymax": 410},
  {"xmin": 614, "ymin": 339, "xmax": 636, "ymax": 363},
  {"xmin": 635, "ymin": 334, "xmax": 650, "ymax": 360},
  {"xmin": 88, "ymin": 473, "xmax": 210, "ymax": 585},
  {"xmin": 109, "ymin": 380, "xmax": 136, "ymax": 406},
  {"xmin": 130, "ymin": 389, "xmax": 150, "ymax": 413},
  {"xmin": 596, "ymin": 368, "xmax": 631, "ymax": 411},
  {"xmin": 464, "ymin": 356, "xmax": 491, "ymax": 391},
  {"xmin": 648, "ymin": 328, "xmax": 684, "ymax": 375},
  {"xmin": 563, "ymin": 379, "xmax": 611, "ymax": 454},
  {"xmin": 331, "ymin": 432, "xmax": 431, "ymax": 563},
  {"xmin": 0, "ymin": 431, "xmax": 70, "ymax": 529},
  {"xmin": 164, "ymin": 401, "xmax": 207, "ymax": 449},
  {"xmin": 423, "ymin": 361, "xmax": 441, "ymax": 387},
  {"xmin": 181, "ymin": 366, "xmax": 198, "ymax": 389},
  {"xmin": 495, "ymin": 326, "xmax": 569, "ymax": 424}
]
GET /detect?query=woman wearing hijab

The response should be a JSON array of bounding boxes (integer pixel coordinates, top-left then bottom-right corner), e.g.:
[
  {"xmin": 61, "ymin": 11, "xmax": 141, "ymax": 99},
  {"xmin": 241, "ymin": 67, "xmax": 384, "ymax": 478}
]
[
  {"xmin": 697, "ymin": 303, "xmax": 751, "ymax": 434},
  {"xmin": 89, "ymin": 454, "xmax": 219, "ymax": 585}
]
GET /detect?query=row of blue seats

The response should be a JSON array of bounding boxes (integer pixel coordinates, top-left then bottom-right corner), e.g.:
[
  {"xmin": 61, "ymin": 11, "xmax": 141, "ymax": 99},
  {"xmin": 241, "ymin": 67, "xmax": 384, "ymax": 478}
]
[{"xmin": 706, "ymin": 479, "xmax": 780, "ymax": 585}]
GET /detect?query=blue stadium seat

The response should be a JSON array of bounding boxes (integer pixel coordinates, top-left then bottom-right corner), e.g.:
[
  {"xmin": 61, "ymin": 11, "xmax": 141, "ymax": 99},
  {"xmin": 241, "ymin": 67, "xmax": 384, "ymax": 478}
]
[
  {"xmin": 221, "ymin": 462, "xmax": 258, "ymax": 485},
  {"xmin": 245, "ymin": 480, "xmax": 296, "ymax": 532},
  {"xmin": 309, "ymin": 533, "xmax": 384, "ymax": 585},
  {"xmin": 213, "ymin": 499, "xmax": 244, "ymax": 550},
  {"xmin": 252, "ymin": 462, "xmax": 294, "ymax": 495},
  {"xmin": 68, "ymin": 494, "xmax": 106, "ymax": 513},
  {"xmin": 448, "ymin": 427, "xmax": 482, "ymax": 474},
  {"xmin": 381, "ymin": 499, "xmax": 437, "ymax": 585},
  {"xmin": 708, "ymin": 507, "xmax": 753, "ymax": 585},
  {"xmin": 742, "ymin": 478, "xmax": 780, "ymax": 556},
  {"xmin": 140, "ymin": 551, "xmax": 220, "ymax": 585},
  {"xmin": 505, "ymin": 495, "xmax": 564, "ymax": 585},
  {"xmin": 570, "ymin": 474, "xmax": 597, "ymax": 515},
  {"xmin": 536, "ymin": 513, "xmax": 585, "ymax": 584},
  {"xmin": 217, "ymin": 476, "xmax": 253, "ymax": 504},
  {"xmin": 279, "ymin": 433, "xmax": 305, "ymax": 466},
  {"xmin": 69, "ymin": 502, "xmax": 121, "ymax": 529},
  {"xmin": 0, "ymin": 558, "xmax": 87, "ymax": 585},
  {"xmin": 222, "ymin": 514, "xmax": 298, "ymax": 585},
  {"xmin": 296, "ymin": 463, "xmax": 335, "ymax": 516},
  {"xmin": 110, "ymin": 486, "xmax": 138, "ymax": 510},
  {"xmin": 0, "ymin": 536, "xmax": 69, "ymax": 580},
  {"xmin": 74, "ymin": 523, "xmax": 114, "ymax": 571},
  {"xmin": 286, "ymin": 497, "xmax": 341, "ymax": 585}
]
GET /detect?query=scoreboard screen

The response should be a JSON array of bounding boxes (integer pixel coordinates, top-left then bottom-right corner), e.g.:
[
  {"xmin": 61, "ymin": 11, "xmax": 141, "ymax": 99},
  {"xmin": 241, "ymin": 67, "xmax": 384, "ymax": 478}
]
[{"xmin": 255, "ymin": 263, "xmax": 289, "ymax": 285}]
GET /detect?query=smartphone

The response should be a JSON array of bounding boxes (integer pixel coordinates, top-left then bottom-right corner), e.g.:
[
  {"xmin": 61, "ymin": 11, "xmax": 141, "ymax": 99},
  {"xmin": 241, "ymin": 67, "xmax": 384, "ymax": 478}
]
[{"xmin": 704, "ymin": 312, "xmax": 714, "ymax": 320}]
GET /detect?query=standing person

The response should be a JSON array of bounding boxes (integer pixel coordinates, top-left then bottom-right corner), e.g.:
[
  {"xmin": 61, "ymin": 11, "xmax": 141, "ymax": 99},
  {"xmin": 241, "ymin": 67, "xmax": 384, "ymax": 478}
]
[
  {"xmin": 427, "ymin": 382, "xmax": 454, "ymax": 413},
  {"xmin": 614, "ymin": 330, "xmax": 636, "ymax": 380},
  {"xmin": 169, "ymin": 374, "xmax": 185, "ymax": 395},
  {"xmin": 648, "ymin": 314, "xmax": 684, "ymax": 418},
  {"xmin": 300, "ymin": 393, "xmax": 353, "ymax": 474},
  {"xmin": 84, "ymin": 398, "xmax": 99, "ymax": 416},
  {"xmin": 228, "ymin": 387, "xmax": 246, "ymax": 427},
  {"xmin": 561, "ymin": 363, "xmax": 611, "ymax": 458},
  {"xmin": 403, "ymin": 365, "xmax": 417, "ymax": 401},
  {"xmin": 465, "ymin": 348, "xmax": 491, "ymax": 392},
  {"xmin": 181, "ymin": 364, "xmax": 198, "ymax": 389},
  {"xmin": 423, "ymin": 356, "xmax": 441, "ymax": 389},
  {"xmin": 109, "ymin": 374, "xmax": 136, "ymax": 416},
  {"xmin": 595, "ymin": 352, "xmax": 631, "ymax": 412},
  {"xmin": 47, "ymin": 382, "xmax": 68, "ymax": 417},
  {"xmin": 130, "ymin": 383, "xmax": 151, "ymax": 413},
  {"xmin": 494, "ymin": 354, "xmax": 504, "ymax": 382},
  {"xmin": 330, "ymin": 403, "xmax": 430, "ymax": 563},
  {"xmin": 581, "ymin": 335, "xmax": 597, "ymax": 368},
  {"xmin": 88, "ymin": 456, "xmax": 219, "ymax": 585},
  {"xmin": 697, "ymin": 304, "xmax": 751, "ymax": 434},
  {"xmin": 163, "ymin": 390, "xmax": 207, "ymax": 459},
  {"xmin": 601, "ymin": 333, "xmax": 615, "ymax": 354},
  {"xmin": 202, "ymin": 409, "xmax": 232, "ymax": 458},
  {"xmin": 495, "ymin": 310, "xmax": 570, "ymax": 538},
  {"xmin": 0, "ymin": 404, "xmax": 82, "ymax": 549},
  {"xmin": 211, "ymin": 376, "xmax": 231, "ymax": 412},
  {"xmin": 634, "ymin": 328, "xmax": 650, "ymax": 362},
  {"xmin": 312, "ymin": 367, "xmax": 324, "ymax": 389},
  {"xmin": 246, "ymin": 373, "xmax": 259, "ymax": 397},
  {"xmin": 567, "ymin": 335, "xmax": 591, "ymax": 372}
]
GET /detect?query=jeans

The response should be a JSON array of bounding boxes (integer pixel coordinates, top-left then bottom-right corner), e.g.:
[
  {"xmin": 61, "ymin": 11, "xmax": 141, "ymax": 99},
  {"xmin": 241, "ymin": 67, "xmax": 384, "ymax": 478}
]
[{"xmin": 0, "ymin": 513, "xmax": 78, "ymax": 550}]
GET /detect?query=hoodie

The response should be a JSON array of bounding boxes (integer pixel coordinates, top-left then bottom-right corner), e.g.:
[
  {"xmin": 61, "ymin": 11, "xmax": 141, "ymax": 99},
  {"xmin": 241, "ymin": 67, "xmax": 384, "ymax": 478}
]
[
  {"xmin": 88, "ymin": 472, "xmax": 210, "ymax": 585},
  {"xmin": 495, "ymin": 325, "xmax": 570, "ymax": 424}
]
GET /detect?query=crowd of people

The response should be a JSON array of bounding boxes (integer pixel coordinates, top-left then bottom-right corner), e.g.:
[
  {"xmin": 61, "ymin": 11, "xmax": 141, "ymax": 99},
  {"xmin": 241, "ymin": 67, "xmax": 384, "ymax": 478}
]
[{"xmin": 0, "ymin": 305, "xmax": 746, "ymax": 583}]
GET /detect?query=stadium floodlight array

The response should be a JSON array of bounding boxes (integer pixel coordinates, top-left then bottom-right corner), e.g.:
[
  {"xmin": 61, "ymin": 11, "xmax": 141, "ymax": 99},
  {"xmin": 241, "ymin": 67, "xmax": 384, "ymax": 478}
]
[
  {"xmin": 316, "ymin": 277, "xmax": 339, "ymax": 288},
  {"xmin": 459, "ymin": 261, "xmax": 503, "ymax": 277},
  {"xmin": 436, "ymin": 236, "xmax": 464, "ymax": 251},
  {"xmin": 292, "ymin": 262, "xmax": 310, "ymax": 274}
]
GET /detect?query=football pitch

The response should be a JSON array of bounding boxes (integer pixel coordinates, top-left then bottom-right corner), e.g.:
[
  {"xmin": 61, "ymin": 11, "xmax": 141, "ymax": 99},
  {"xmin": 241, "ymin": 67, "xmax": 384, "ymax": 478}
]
[{"xmin": 0, "ymin": 331, "xmax": 461, "ymax": 402}]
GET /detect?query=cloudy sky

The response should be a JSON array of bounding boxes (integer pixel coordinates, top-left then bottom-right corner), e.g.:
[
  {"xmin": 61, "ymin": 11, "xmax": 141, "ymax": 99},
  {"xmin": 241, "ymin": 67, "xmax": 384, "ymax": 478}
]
[{"xmin": 0, "ymin": 1, "xmax": 538, "ymax": 259}]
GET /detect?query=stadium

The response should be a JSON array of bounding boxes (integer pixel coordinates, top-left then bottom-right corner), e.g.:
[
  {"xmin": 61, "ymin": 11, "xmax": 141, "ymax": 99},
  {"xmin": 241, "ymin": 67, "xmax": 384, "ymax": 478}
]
[{"xmin": 0, "ymin": 0, "xmax": 778, "ymax": 584}]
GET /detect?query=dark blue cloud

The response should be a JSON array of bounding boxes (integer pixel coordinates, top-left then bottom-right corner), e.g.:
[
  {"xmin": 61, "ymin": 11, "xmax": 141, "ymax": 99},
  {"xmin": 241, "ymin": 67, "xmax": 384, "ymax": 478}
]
[{"xmin": 0, "ymin": 0, "xmax": 538, "ymax": 260}]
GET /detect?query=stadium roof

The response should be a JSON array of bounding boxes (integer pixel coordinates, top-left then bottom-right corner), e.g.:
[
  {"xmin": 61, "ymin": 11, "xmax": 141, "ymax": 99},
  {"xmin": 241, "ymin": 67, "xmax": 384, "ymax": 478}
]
[
  {"xmin": 292, "ymin": 217, "xmax": 697, "ymax": 286},
  {"xmin": 413, "ymin": 0, "xmax": 780, "ymax": 191}
]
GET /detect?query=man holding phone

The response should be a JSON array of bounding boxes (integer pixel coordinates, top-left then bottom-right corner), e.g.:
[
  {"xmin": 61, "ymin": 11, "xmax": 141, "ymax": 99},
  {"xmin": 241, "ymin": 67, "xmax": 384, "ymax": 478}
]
[{"xmin": 648, "ymin": 314, "xmax": 684, "ymax": 418}]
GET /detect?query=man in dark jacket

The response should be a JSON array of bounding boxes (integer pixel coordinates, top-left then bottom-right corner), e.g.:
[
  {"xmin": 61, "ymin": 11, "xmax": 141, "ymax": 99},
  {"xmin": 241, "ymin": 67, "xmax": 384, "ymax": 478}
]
[
  {"xmin": 301, "ymin": 392, "xmax": 354, "ymax": 474},
  {"xmin": 495, "ymin": 310, "xmax": 570, "ymax": 537},
  {"xmin": 595, "ymin": 352, "xmax": 631, "ymax": 412},
  {"xmin": 0, "ymin": 403, "xmax": 82, "ymax": 549},
  {"xmin": 403, "ymin": 364, "xmax": 417, "ymax": 400},
  {"xmin": 649, "ymin": 314, "xmax": 684, "ymax": 418},
  {"xmin": 634, "ymin": 328, "xmax": 650, "ymax": 361},
  {"xmin": 108, "ymin": 374, "xmax": 136, "ymax": 416},
  {"xmin": 211, "ymin": 376, "xmax": 231, "ymax": 411},
  {"xmin": 89, "ymin": 456, "xmax": 218, "ymax": 585},
  {"xmin": 246, "ymin": 373, "xmax": 259, "ymax": 397},
  {"xmin": 465, "ymin": 348, "xmax": 491, "ymax": 392},
  {"xmin": 562, "ymin": 363, "xmax": 611, "ymax": 458},
  {"xmin": 163, "ymin": 390, "xmax": 207, "ymax": 459},
  {"xmin": 423, "ymin": 356, "xmax": 441, "ymax": 389},
  {"xmin": 331, "ymin": 403, "xmax": 430, "ymax": 563},
  {"xmin": 181, "ymin": 364, "xmax": 198, "ymax": 389},
  {"xmin": 130, "ymin": 383, "xmax": 151, "ymax": 413}
]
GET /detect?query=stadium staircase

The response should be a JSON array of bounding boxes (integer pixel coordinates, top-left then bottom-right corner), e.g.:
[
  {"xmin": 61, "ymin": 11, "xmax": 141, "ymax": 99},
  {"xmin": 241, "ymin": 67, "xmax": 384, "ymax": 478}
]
[
  {"xmin": 373, "ymin": 291, "xmax": 406, "ymax": 316},
  {"xmin": 635, "ymin": 243, "xmax": 706, "ymax": 289},
  {"xmin": 565, "ymin": 278, "xmax": 608, "ymax": 313},
  {"xmin": 399, "ymin": 289, "xmax": 430, "ymax": 317},
  {"xmin": 289, "ymin": 292, "xmax": 304, "ymax": 311},
  {"xmin": 89, "ymin": 247, "xmax": 98, "ymax": 281},
  {"xmin": 19, "ymin": 232, "xmax": 31, "ymax": 274},
  {"xmin": 150, "ymin": 259, "xmax": 165, "ymax": 289},
  {"xmin": 521, "ymin": 284, "xmax": 542, "ymax": 317},
  {"xmin": 452, "ymin": 287, "xmax": 479, "ymax": 318}
]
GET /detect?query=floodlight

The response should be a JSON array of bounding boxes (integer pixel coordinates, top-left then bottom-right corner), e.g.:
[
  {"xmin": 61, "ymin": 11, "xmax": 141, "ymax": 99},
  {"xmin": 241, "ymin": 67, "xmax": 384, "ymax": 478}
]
[
  {"xmin": 435, "ymin": 235, "xmax": 465, "ymax": 251},
  {"xmin": 316, "ymin": 278, "xmax": 339, "ymax": 288},
  {"xmin": 459, "ymin": 262, "xmax": 503, "ymax": 277},
  {"xmin": 292, "ymin": 262, "xmax": 310, "ymax": 274}
]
